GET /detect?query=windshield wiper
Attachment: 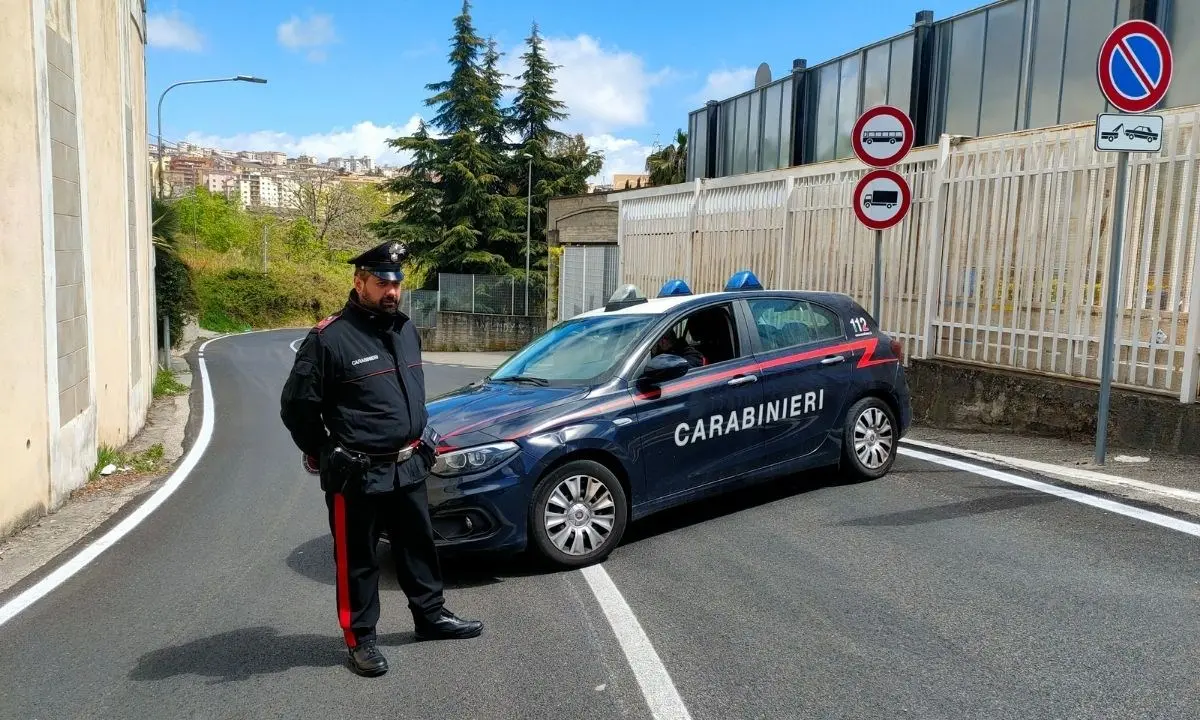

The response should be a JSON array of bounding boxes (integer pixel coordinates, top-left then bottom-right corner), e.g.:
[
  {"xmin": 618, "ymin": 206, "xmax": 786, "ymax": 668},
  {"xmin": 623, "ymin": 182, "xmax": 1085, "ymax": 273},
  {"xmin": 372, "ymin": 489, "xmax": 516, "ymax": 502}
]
[{"xmin": 493, "ymin": 375, "xmax": 550, "ymax": 386}]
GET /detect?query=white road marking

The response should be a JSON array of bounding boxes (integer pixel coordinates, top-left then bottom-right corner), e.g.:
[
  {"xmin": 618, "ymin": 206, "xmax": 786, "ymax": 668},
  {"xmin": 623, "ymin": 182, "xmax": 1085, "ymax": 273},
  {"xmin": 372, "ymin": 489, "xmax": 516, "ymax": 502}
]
[
  {"xmin": 899, "ymin": 447, "xmax": 1200, "ymax": 539},
  {"xmin": 903, "ymin": 438, "xmax": 1200, "ymax": 505},
  {"xmin": 580, "ymin": 564, "xmax": 693, "ymax": 720},
  {"xmin": 0, "ymin": 330, "xmax": 275, "ymax": 629},
  {"xmin": 289, "ymin": 338, "xmax": 302, "ymax": 353}
]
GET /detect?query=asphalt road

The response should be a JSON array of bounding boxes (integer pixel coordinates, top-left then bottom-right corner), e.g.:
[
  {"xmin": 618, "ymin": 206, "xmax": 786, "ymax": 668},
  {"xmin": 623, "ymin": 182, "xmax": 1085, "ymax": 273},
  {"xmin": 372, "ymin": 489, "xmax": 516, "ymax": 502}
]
[{"xmin": 1, "ymin": 329, "xmax": 1198, "ymax": 719}]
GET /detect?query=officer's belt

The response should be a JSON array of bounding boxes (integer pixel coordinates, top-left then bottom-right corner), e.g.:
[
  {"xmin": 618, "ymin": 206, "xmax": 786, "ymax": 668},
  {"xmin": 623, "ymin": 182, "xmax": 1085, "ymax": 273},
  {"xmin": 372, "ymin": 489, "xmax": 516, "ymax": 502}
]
[{"xmin": 361, "ymin": 441, "xmax": 420, "ymax": 465}]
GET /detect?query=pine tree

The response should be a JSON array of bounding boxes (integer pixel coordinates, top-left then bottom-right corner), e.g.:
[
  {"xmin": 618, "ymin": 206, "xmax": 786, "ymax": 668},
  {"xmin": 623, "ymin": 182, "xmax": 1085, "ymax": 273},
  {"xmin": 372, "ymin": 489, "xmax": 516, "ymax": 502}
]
[
  {"xmin": 379, "ymin": 0, "xmax": 520, "ymax": 283},
  {"xmin": 509, "ymin": 23, "xmax": 567, "ymax": 146},
  {"xmin": 505, "ymin": 23, "xmax": 603, "ymax": 284}
]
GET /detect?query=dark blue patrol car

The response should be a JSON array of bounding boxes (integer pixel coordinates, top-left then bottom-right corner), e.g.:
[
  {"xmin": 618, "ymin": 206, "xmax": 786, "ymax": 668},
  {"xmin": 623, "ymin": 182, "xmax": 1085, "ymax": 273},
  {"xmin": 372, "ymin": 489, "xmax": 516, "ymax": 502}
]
[{"xmin": 420, "ymin": 271, "xmax": 912, "ymax": 568}]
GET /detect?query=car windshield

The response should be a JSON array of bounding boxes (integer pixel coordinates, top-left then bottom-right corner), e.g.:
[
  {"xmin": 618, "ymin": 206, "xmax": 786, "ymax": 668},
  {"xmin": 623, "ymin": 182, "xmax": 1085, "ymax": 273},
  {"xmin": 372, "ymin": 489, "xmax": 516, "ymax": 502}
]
[{"xmin": 489, "ymin": 314, "xmax": 657, "ymax": 384}]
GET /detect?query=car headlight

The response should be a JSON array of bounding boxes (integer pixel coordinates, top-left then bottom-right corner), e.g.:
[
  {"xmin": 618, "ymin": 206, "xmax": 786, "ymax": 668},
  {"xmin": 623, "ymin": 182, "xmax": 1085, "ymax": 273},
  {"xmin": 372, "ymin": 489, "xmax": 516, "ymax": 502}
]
[{"xmin": 431, "ymin": 441, "xmax": 520, "ymax": 477}]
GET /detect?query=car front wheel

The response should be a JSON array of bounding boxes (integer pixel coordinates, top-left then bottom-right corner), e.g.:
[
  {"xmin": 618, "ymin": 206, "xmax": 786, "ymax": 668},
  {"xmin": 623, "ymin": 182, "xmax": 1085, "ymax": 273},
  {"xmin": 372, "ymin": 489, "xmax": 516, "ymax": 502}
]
[
  {"xmin": 839, "ymin": 396, "xmax": 897, "ymax": 481},
  {"xmin": 528, "ymin": 460, "xmax": 628, "ymax": 568}
]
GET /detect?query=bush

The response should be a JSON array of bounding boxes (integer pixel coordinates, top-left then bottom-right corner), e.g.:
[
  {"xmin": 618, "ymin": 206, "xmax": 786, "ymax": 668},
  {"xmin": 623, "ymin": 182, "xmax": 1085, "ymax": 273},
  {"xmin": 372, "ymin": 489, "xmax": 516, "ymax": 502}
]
[{"xmin": 155, "ymin": 247, "xmax": 198, "ymax": 347}]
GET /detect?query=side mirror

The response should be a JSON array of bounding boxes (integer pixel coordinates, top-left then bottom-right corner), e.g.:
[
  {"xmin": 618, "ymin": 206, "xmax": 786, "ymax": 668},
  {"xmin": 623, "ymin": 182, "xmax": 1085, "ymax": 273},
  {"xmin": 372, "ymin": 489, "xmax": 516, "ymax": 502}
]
[{"xmin": 640, "ymin": 353, "xmax": 690, "ymax": 384}]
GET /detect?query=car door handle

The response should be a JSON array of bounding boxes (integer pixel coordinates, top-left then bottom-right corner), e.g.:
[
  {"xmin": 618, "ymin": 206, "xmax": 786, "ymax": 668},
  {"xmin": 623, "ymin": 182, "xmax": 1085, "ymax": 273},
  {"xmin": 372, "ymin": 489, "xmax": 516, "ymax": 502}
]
[
  {"xmin": 727, "ymin": 375, "xmax": 758, "ymax": 386},
  {"xmin": 821, "ymin": 355, "xmax": 846, "ymax": 365}
]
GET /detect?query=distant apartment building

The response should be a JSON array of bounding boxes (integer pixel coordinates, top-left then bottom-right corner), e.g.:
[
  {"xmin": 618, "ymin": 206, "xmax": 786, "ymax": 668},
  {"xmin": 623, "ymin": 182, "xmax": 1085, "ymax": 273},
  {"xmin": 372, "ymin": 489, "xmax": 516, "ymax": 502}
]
[
  {"xmin": 231, "ymin": 172, "xmax": 300, "ymax": 211},
  {"xmin": 0, "ymin": 0, "xmax": 157, "ymax": 537},
  {"xmin": 328, "ymin": 155, "xmax": 374, "ymax": 174}
]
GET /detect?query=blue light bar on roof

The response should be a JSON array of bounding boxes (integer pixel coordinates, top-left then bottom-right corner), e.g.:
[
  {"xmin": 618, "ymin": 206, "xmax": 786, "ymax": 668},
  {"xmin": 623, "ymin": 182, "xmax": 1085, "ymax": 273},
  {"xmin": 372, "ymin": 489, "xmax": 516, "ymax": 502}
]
[
  {"xmin": 657, "ymin": 279, "xmax": 692, "ymax": 297},
  {"xmin": 725, "ymin": 269, "xmax": 764, "ymax": 291}
]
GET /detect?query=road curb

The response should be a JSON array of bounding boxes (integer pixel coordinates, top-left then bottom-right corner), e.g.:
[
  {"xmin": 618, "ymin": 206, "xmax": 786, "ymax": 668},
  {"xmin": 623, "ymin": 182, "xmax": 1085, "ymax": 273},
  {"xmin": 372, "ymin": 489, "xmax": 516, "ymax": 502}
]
[{"xmin": 901, "ymin": 438, "xmax": 1200, "ymax": 508}]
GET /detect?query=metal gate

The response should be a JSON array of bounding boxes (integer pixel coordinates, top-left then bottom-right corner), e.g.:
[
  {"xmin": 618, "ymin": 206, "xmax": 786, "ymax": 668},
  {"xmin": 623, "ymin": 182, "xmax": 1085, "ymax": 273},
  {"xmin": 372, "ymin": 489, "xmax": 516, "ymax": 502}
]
[{"xmin": 559, "ymin": 244, "xmax": 620, "ymax": 321}]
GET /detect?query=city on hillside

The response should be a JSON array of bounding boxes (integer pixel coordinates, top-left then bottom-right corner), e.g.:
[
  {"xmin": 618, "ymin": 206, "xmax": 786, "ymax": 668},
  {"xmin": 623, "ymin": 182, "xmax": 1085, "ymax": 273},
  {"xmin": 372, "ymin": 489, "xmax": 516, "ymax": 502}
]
[{"xmin": 150, "ymin": 141, "xmax": 650, "ymax": 211}]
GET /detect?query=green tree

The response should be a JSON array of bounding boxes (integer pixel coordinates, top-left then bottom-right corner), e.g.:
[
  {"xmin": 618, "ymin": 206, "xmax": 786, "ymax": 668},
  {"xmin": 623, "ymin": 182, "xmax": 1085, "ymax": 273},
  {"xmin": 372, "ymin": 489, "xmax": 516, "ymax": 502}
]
[
  {"xmin": 505, "ymin": 23, "xmax": 602, "ymax": 282},
  {"xmin": 508, "ymin": 23, "xmax": 566, "ymax": 146},
  {"xmin": 646, "ymin": 129, "xmax": 688, "ymax": 186},
  {"xmin": 379, "ymin": 0, "xmax": 522, "ymax": 285}
]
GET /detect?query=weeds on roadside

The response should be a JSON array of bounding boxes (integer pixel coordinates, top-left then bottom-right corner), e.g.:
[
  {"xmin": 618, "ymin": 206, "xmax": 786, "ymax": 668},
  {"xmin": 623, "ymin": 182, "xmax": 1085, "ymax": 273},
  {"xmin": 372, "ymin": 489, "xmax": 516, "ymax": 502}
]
[
  {"xmin": 90, "ymin": 442, "xmax": 166, "ymax": 481},
  {"xmin": 153, "ymin": 368, "xmax": 189, "ymax": 398}
]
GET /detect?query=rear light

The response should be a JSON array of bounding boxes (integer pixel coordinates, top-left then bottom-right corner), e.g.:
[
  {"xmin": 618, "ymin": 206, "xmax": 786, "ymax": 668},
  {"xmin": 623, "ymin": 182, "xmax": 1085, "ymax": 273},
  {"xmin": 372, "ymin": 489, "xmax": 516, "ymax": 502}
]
[{"xmin": 889, "ymin": 336, "xmax": 904, "ymax": 363}]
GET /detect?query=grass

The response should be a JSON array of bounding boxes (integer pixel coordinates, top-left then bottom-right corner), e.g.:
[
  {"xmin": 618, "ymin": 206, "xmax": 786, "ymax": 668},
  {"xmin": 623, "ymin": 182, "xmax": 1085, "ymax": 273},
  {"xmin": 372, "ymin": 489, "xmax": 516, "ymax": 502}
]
[
  {"xmin": 153, "ymin": 368, "xmax": 189, "ymax": 398},
  {"xmin": 90, "ymin": 442, "xmax": 166, "ymax": 481}
]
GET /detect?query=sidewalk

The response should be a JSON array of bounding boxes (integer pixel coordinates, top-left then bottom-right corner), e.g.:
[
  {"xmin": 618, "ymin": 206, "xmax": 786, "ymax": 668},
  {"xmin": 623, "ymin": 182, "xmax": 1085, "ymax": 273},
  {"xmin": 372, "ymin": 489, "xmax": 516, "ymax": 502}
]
[{"xmin": 905, "ymin": 425, "xmax": 1200, "ymax": 519}]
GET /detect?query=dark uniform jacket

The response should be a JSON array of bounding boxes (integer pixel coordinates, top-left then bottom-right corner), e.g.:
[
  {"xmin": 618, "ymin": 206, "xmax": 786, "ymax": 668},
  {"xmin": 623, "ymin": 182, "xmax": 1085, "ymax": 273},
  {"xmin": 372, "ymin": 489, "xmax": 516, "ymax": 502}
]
[{"xmin": 280, "ymin": 290, "xmax": 431, "ymax": 493}]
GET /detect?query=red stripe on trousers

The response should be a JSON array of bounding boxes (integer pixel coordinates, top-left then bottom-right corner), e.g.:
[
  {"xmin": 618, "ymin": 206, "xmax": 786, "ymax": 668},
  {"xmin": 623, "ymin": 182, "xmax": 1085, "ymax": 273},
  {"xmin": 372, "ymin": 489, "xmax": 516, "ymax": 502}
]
[{"xmin": 332, "ymin": 493, "xmax": 356, "ymax": 648}]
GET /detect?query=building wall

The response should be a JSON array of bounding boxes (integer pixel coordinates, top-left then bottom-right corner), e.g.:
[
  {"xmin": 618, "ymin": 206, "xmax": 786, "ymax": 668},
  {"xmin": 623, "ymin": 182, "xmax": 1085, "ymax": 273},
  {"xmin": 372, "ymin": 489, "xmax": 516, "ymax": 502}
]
[
  {"xmin": 689, "ymin": 0, "xmax": 1199, "ymax": 180},
  {"xmin": 0, "ymin": 0, "xmax": 154, "ymax": 538},
  {"xmin": 0, "ymin": 0, "xmax": 55, "ymax": 536}
]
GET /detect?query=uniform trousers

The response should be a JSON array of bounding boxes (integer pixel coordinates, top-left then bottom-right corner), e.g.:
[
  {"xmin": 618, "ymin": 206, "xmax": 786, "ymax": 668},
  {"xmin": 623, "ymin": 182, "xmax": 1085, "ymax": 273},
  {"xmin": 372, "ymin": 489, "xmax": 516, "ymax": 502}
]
[{"xmin": 325, "ymin": 478, "xmax": 444, "ymax": 647}]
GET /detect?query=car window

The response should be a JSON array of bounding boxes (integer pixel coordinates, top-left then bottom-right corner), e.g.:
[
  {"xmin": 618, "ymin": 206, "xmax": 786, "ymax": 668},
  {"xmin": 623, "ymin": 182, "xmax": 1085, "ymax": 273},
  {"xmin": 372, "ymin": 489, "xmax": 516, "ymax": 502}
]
[
  {"xmin": 746, "ymin": 298, "xmax": 843, "ymax": 352},
  {"xmin": 647, "ymin": 303, "xmax": 742, "ymax": 370},
  {"xmin": 490, "ymin": 314, "xmax": 657, "ymax": 384}
]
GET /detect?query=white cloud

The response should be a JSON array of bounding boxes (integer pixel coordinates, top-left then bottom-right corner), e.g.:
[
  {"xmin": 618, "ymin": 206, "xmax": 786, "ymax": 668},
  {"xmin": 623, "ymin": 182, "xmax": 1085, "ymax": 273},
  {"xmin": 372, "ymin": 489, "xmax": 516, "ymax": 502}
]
[
  {"xmin": 277, "ymin": 13, "xmax": 337, "ymax": 62},
  {"xmin": 691, "ymin": 67, "xmax": 756, "ymax": 104},
  {"xmin": 500, "ymin": 34, "xmax": 672, "ymax": 136},
  {"xmin": 183, "ymin": 116, "xmax": 425, "ymax": 166},
  {"xmin": 147, "ymin": 11, "xmax": 204, "ymax": 52},
  {"xmin": 585, "ymin": 134, "xmax": 654, "ymax": 185}
]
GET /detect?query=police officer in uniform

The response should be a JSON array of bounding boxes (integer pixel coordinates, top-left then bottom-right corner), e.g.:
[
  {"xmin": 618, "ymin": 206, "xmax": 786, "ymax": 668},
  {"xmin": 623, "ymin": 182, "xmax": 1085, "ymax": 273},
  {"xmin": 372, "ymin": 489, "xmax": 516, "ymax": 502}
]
[{"xmin": 280, "ymin": 239, "xmax": 483, "ymax": 678}]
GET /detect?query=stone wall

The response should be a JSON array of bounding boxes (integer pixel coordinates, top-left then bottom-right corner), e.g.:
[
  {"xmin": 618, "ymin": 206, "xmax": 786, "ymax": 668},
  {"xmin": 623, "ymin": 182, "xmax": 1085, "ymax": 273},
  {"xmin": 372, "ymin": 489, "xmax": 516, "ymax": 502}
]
[
  {"xmin": 420, "ymin": 312, "xmax": 547, "ymax": 352},
  {"xmin": 907, "ymin": 358, "xmax": 1200, "ymax": 457}
]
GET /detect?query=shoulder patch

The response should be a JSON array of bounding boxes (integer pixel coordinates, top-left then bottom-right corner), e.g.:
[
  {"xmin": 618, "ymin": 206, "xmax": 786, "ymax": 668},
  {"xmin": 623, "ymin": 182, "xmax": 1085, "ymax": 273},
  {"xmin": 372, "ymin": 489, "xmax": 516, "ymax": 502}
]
[{"xmin": 315, "ymin": 313, "xmax": 342, "ymax": 333}]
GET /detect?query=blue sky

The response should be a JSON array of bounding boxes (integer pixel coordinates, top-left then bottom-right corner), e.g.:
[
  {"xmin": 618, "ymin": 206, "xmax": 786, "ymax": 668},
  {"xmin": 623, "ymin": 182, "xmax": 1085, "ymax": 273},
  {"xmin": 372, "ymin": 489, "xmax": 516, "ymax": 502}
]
[{"xmin": 147, "ymin": 0, "xmax": 981, "ymax": 183}]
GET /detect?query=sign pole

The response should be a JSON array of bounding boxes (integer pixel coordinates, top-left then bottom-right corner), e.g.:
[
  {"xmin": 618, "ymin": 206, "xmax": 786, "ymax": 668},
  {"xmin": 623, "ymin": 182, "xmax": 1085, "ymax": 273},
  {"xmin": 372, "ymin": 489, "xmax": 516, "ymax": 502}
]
[
  {"xmin": 851, "ymin": 105, "xmax": 914, "ymax": 325},
  {"xmin": 873, "ymin": 229, "xmax": 882, "ymax": 321},
  {"xmin": 1094, "ymin": 151, "xmax": 1129, "ymax": 466},
  {"xmin": 1090, "ymin": 19, "xmax": 1172, "ymax": 465}
]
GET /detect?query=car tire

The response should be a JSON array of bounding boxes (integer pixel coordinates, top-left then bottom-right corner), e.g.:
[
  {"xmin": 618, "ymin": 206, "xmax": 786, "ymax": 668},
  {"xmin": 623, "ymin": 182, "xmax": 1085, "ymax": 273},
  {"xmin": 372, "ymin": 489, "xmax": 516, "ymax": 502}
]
[
  {"xmin": 528, "ymin": 460, "xmax": 628, "ymax": 569},
  {"xmin": 838, "ymin": 396, "xmax": 898, "ymax": 482}
]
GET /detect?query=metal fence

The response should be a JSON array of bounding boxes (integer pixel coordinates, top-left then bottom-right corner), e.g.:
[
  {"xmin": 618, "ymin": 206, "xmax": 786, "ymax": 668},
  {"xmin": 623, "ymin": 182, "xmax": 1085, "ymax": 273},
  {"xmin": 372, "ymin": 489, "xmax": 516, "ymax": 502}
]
[
  {"xmin": 559, "ymin": 245, "xmax": 621, "ymax": 320},
  {"xmin": 400, "ymin": 289, "xmax": 439, "ymax": 328},
  {"xmin": 611, "ymin": 104, "xmax": 1200, "ymax": 403},
  {"xmin": 437, "ymin": 273, "xmax": 545, "ymax": 317}
]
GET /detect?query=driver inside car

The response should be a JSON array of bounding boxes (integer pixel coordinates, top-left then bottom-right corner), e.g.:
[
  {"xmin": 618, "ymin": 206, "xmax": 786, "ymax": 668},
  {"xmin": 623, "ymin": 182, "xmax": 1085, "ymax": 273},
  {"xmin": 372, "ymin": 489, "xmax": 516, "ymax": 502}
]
[{"xmin": 651, "ymin": 328, "xmax": 705, "ymax": 368}]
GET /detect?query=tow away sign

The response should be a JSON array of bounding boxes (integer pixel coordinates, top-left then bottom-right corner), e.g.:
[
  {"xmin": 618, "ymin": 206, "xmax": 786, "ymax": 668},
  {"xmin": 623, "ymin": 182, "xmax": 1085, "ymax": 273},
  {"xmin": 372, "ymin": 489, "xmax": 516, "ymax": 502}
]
[{"xmin": 1095, "ymin": 113, "xmax": 1163, "ymax": 152}]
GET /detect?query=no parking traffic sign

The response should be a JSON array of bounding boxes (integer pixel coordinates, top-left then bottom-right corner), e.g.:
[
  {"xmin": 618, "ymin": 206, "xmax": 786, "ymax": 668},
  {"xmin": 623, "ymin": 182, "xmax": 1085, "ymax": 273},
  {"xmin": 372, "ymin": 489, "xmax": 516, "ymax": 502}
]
[
  {"xmin": 1097, "ymin": 19, "xmax": 1173, "ymax": 113},
  {"xmin": 852, "ymin": 105, "xmax": 914, "ymax": 168},
  {"xmin": 852, "ymin": 169, "xmax": 910, "ymax": 231}
]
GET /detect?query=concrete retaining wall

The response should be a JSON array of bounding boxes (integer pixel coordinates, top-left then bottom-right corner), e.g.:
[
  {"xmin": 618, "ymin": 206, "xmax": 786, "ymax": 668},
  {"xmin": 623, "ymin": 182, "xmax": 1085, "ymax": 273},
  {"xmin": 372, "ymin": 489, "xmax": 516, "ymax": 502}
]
[
  {"xmin": 908, "ymin": 359, "xmax": 1200, "ymax": 457},
  {"xmin": 419, "ymin": 312, "xmax": 546, "ymax": 352}
]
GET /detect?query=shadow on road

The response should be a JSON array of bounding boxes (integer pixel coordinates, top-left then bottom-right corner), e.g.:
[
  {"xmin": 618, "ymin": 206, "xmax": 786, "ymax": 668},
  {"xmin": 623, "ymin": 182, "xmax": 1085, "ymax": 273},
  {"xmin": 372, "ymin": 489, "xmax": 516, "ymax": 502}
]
[
  {"xmin": 286, "ymin": 533, "xmax": 545, "ymax": 589},
  {"xmin": 839, "ymin": 488, "xmax": 1060, "ymax": 527},
  {"xmin": 622, "ymin": 468, "xmax": 838, "ymax": 545},
  {"xmin": 128, "ymin": 626, "xmax": 419, "ymax": 684}
]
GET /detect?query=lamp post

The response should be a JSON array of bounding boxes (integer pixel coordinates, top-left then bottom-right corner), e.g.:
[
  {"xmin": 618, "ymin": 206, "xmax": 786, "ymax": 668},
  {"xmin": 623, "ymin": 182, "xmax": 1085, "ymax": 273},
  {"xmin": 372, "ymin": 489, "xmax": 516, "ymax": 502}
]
[
  {"xmin": 156, "ymin": 75, "xmax": 267, "ymax": 199},
  {"xmin": 522, "ymin": 151, "xmax": 533, "ymax": 316}
]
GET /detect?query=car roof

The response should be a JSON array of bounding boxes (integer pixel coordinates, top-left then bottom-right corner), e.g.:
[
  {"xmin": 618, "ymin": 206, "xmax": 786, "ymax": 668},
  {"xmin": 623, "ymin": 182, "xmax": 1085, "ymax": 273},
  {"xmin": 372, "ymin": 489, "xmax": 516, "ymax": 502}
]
[{"xmin": 573, "ymin": 289, "xmax": 860, "ymax": 319}]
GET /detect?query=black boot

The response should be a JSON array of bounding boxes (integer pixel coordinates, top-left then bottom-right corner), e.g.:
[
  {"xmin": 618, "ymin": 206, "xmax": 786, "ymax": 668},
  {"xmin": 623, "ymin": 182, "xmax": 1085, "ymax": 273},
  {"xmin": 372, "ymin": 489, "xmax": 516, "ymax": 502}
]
[
  {"xmin": 347, "ymin": 640, "xmax": 388, "ymax": 677},
  {"xmin": 415, "ymin": 609, "xmax": 483, "ymax": 640}
]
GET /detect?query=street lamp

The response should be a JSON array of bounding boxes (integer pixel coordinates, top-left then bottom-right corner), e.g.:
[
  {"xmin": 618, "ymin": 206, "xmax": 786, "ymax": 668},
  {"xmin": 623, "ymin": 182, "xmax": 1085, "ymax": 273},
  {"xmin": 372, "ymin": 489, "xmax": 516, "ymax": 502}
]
[
  {"xmin": 156, "ymin": 75, "xmax": 267, "ymax": 199},
  {"xmin": 522, "ymin": 152, "xmax": 532, "ymax": 315}
]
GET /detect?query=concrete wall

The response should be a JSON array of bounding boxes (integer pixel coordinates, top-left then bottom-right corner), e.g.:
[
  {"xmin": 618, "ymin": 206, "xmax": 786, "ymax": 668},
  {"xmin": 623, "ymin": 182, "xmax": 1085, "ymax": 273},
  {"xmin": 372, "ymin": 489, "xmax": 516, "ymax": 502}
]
[
  {"xmin": 908, "ymin": 359, "xmax": 1200, "ymax": 457},
  {"xmin": 420, "ymin": 312, "xmax": 547, "ymax": 352},
  {"xmin": 0, "ymin": 0, "xmax": 154, "ymax": 538}
]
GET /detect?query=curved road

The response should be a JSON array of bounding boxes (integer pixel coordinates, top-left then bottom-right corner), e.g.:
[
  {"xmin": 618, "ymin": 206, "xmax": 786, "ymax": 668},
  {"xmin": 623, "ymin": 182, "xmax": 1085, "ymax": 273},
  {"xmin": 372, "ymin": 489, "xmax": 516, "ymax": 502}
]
[{"xmin": 1, "ymin": 330, "xmax": 1199, "ymax": 719}]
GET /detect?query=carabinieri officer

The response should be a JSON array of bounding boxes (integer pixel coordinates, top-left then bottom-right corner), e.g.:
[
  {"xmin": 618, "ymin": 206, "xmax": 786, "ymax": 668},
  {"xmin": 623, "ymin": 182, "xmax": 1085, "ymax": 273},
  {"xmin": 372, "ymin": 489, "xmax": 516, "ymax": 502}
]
[{"xmin": 280, "ymin": 239, "xmax": 483, "ymax": 678}]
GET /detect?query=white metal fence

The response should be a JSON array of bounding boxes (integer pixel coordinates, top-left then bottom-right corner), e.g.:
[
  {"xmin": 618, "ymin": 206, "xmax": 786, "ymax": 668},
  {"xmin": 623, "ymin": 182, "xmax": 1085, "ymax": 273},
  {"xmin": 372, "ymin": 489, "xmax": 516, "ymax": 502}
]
[{"xmin": 611, "ymin": 104, "xmax": 1200, "ymax": 402}]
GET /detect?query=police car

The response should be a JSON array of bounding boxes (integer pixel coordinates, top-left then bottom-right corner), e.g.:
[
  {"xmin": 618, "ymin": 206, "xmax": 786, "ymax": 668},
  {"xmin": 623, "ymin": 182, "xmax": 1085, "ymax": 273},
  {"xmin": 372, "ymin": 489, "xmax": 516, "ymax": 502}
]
[{"xmin": 421, "ymin": 270, "xmax": 912, "ymax": 568}]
